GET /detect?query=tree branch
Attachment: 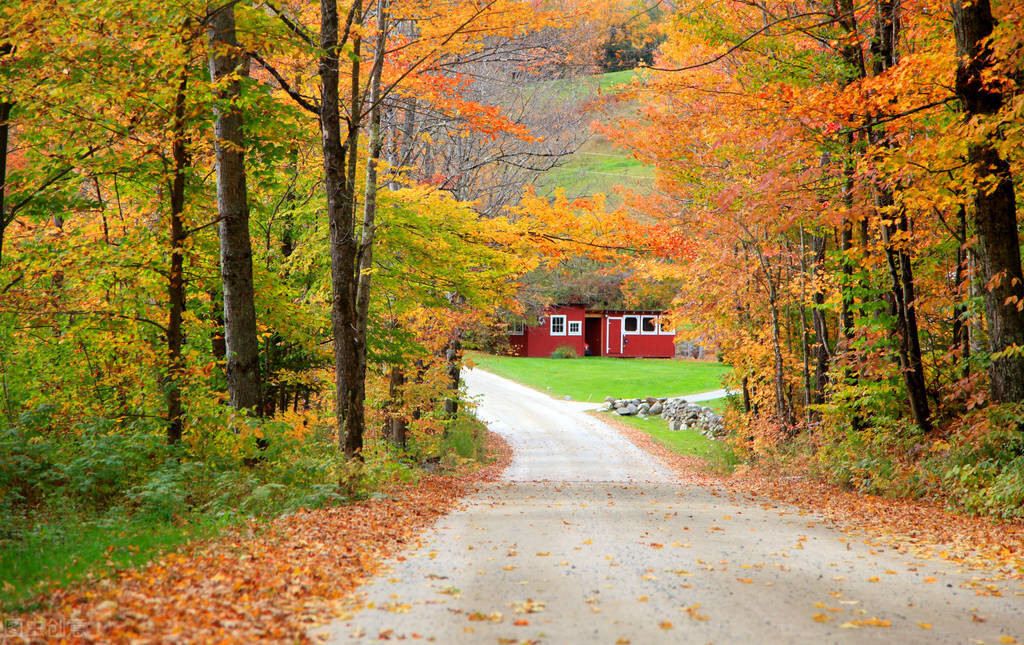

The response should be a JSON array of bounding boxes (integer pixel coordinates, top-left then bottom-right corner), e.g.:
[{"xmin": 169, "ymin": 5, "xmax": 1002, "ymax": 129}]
[{"xmin": 249, "ymin": 52, "xmax": 320, "ymax": 113}]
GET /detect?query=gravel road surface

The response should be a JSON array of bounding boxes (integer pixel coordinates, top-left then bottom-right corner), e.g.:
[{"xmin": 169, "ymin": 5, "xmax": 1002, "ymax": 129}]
[{"xmin": 314, "ymin": 369, "xmax": 1023, "ymax": 644}]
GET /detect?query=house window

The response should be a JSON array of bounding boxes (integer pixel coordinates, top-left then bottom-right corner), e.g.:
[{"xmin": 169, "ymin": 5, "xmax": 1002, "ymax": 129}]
[
  {"xmin": 642, "ymin": 315, "xmax": 658, "ymax": 334},
  {"xmin": 623, "ymin": 316, "xmax": 639, "ymax": 333},
  {"xmin": 568, "ymin": 320, "xmax": 582, "ymax": 336},
  {"xmin": 659, "ymin": 318, "xmax": 675, "ymax": 335},
  {"xmin": 510, "ymin": 321, "xmax": 525, "ymax": 336},
  {"xmin": 550, "ymin": 315, "xmax": 566, "ymax": 335}
]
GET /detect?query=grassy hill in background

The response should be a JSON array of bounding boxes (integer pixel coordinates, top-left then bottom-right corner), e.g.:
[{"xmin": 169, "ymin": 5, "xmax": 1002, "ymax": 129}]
[{"xmin": 535, "ymin": 70, "xmax": 653, "ymax": 202}]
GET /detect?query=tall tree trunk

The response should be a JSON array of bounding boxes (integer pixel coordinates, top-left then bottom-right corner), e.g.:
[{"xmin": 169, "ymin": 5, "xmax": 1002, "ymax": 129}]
[
  {"xmin": 839, "ymin": 142, "xmax": 857, "ymax": 341},
  {"xmin": 767, "ymin": 280, "xmax": 794, "ymax": 428},
  {"xmin": 952, "ymin": 0, "xmax": 1024, "ymax": 403},
  {"xmin": 320, "ymin": 0, "xmax": 364, "ymax": 458},
  {"xmin": 210, "ymin": 285, "xmax": 227, "ymax": 360},
  {"xmin": 951, "ymin": 206, "xmax": 970, "ymax": 378},
  {"xmin": 809, "ymin": 232, "xmax": 830, "ymax": 404},
  {"xmin": 867, "ymin": 0, "xmax": 931, "ymax": 432},
  {"xmin": 880, "ymin": 206, "xmax": 932, "ymax": 432},
  {"xmin": 166, "ymin": 69, "xmax": 189, "ymax": 445},
  {"xmin": 0, "ymin": 43, "xmax": 12, "ymax": 269},
  {"xmin": 797, "ymin": 229, "xmax": 811, "ymax": 413},
  {"xmin": 340, "ymin": 1, "xmax": 365, "ymax": 457},
  {"xmin": 0, "ymin": 99, "xmax": 10, "ymax": 270},
  {"xmin": 208, "ymin": 4, "xmax": 262, "ymax": 413},
  {"xmin": 352, "ymin": 1, "xmax": 388, "ymax": 452}
]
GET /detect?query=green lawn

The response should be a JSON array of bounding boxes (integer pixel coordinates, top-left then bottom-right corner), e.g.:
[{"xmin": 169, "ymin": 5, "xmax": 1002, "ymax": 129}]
[
  {"xmin": 609, "ymin": 412, "xmax": 739, "ymax": 473},
  {"xmin": 699, "ymin": 396, "xmax": 729, "ymax": 411},
  {"xmin": 467, "ymin": 351, "xmax": 729, "ymax": 402}
]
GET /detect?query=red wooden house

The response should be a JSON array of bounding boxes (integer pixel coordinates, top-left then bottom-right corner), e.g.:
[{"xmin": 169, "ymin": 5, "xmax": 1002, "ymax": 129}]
[{"xmin": 508, "ymin": 305, "xmax": 677, "ymax": 358}]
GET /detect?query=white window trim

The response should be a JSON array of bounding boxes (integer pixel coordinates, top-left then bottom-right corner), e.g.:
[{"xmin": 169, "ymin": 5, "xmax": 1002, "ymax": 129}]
[
  {"xmin": 510, "ymin": 321, "xmax": 525, "ymax": 336},
  {"xmin": 567, "ymin": 320, "xmax": 582, "ymax": 336},
  {"xmin": 641, "ymin": 315, "xmax": 659, "ymax": 335},
  {"xmin": 550, "ymin": 314, "xmax": 567, "ymax": 336},
  {"xmin": 623, "ymin": 315, "xmax": 640, "ymax": 335}
]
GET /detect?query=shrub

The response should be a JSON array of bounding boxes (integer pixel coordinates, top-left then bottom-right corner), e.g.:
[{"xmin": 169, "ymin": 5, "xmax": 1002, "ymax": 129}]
[{"xmin": 550, "ymin": 345, "xmax": 578, "ymax": 359}]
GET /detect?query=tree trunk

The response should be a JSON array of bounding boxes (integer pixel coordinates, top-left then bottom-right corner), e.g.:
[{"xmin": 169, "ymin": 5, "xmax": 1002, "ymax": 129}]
[
  {"xmin": 952, "ymin": 0, "xmax": 1024, "ymax": 403},
  {"xmin": 951, "ymin": 206, "xmax": 970, "ymax": 378},
  {"xmin": 809, "ymin": 233, "xmax": 830, "ymax": 404},
  {"xmin": 839, "ymin": 145, "xmax": 857, "ymax": 342},
  {"xmin": 0, "ymin": 43, "xmax": 12, "ymax": 269},
  {"xmin": 444, "ymin": 338, "xmax": 461, "ymax": 418},
  {"xmin": 879, "ymin": 207, "xmax": 932, "ymax": 432},
  {"xmin": 210, "ymin": 286, "xmax": 227, "ymax": 360},
  {"xmin": 320, "ymin": 0, "xmax": 365, "ymax": 458},
  {"xmin": 351, "ymin": 1, "xmax": 388, "ymax": 452},
  {"xmin": 166, "ymin": 70, "xmax": 189, "ymax": 445},
  {"xmin": 386, "ymin": 365, "xmax": 407, "ymax": 447},
  {"xmin": 208, "ymin": 4, "xmax": 262, "ymax": 413},
  {"xmin": 767, "ymin": 281, "xmax": 794, "ymax": 428}
]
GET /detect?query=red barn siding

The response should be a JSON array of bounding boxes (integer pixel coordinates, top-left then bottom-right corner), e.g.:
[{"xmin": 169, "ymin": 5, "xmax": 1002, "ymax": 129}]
[
  {"xmin": 613, "ymin": 311, "xmax": 676, "ymax": 358},
  {"xmin": 508, "ymin": 306, "xmax": 676, "ymax": 358},
  {"xmin": 517, "ymin": 305, "xmax": 586, "ymax": 357}
]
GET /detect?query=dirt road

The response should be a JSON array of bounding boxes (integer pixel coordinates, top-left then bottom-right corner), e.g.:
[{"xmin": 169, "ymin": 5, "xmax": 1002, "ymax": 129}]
[{"xmin": 314, "ymin": 369, "xmax": 1023, "ymax": 644}]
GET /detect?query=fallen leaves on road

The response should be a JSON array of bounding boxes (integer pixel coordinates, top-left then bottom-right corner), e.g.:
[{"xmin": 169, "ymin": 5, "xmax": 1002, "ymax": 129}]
[
  {"xmin": 16, "ymin": 433, "xmax": 512, "ymax": 643},
  {"xmin": 683, "ymin": 603, "xmax": 709, "ymax": 621},
  {"xmin": 512, "ymin": 599, "xmax": 545, "ymax": 614},
  {"xmin": 599, "ymin": 413, "xmax": 1024, "ymax": 578},
  {"xmin": 840, "ymin": 617, "xmax": 891, "ymax": 628}
]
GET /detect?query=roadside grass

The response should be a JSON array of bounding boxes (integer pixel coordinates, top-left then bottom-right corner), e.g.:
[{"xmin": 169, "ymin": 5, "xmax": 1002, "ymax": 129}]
[
  {"xmin": 698, "ymin": 396, "xmax": 729, "ymax": 411},
  {"xmin": 467, "ymin": 351, "xmax": 729, "ymax": 402},
  {"xmin": 0, "ymin": 512, "xmax": 226, "ymax": 613},
  {"xmin": 609, "ymin": 412, "xmax": 740, "ymax": 474}
]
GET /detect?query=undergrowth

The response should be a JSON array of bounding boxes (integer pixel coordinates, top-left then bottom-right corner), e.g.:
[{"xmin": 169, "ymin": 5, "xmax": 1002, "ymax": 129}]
[
  {"xmin": 727, "ymin": 402, "xmax": 1024, "ymax": 521},
  {"xmin": 0, "ymin": 406, "xmax": 490, "ymax": 612}
]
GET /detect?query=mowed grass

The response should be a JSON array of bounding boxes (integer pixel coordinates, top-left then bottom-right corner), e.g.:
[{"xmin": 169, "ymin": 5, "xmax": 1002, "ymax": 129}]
[
  {"xmin": 467, "ymin": 351, "xmax": 730, "ymax": 402},
  {"xmin": 609, "ymin": 412, "xmax": 740, "ymax": 473}
]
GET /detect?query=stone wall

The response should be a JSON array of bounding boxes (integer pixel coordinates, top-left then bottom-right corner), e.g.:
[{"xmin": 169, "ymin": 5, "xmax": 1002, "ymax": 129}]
[{"xmin": 604, "ymin": 396, "xmax": 725, "ymax": 439}]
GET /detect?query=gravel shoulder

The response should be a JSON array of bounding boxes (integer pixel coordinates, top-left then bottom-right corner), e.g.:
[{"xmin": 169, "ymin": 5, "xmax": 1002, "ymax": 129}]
[{"xmin": 313, "ymin": 369, "xmax": 1023, "ymax": 644}]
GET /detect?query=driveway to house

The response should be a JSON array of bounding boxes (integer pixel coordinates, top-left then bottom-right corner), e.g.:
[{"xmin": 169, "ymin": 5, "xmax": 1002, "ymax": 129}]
[{"xmin": 314, "ymin": 369, "xmax": 1023, "ymax": 644}]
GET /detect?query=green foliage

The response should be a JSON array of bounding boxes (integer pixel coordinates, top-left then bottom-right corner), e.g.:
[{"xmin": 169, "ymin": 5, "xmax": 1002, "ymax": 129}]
[
  {"xmin": 550, "ymin": 345, "xmax": 579, "ymax": 359},
  {"xmin": 440, "ymin": 414, "xmax": 488, "ymax": 463},
  {"xmin": 935, "ymin": 407, "xmax": 1024, "ymax": 519},
  {"xmin": 0, "ymin": 411, "xmax": 371, "ymax": 610},
  {"xmin": 810, "ymin": 403, "xmax": 1024, "ymax": 519}
]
